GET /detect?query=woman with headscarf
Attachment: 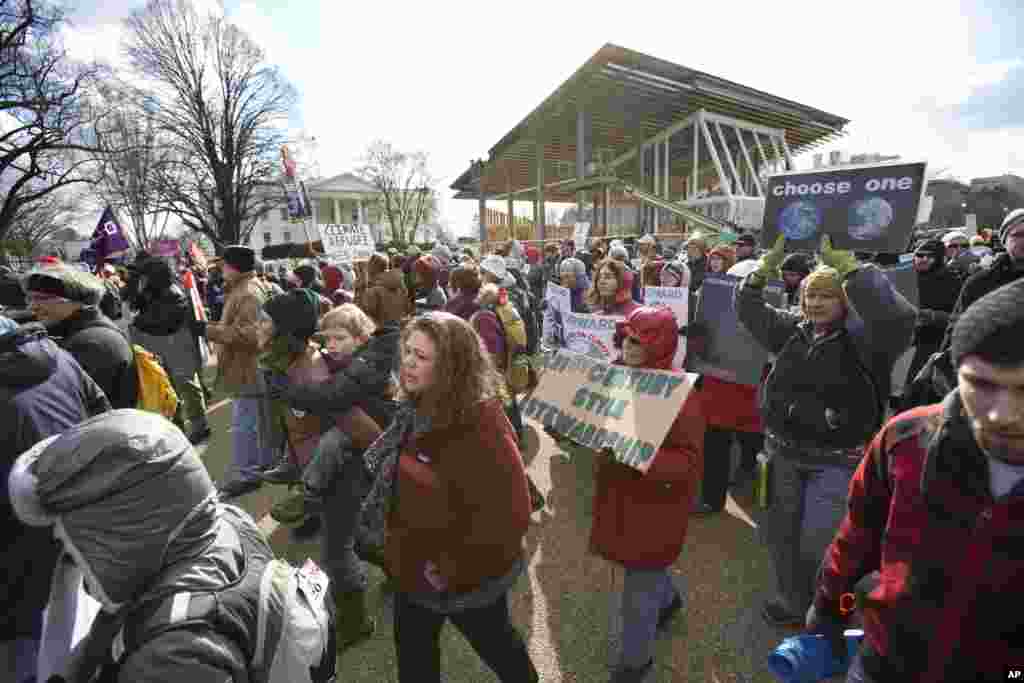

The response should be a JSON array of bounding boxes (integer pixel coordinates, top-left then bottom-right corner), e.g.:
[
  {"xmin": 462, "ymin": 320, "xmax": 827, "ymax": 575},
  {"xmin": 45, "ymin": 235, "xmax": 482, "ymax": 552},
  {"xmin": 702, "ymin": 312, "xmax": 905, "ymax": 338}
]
[
  {"xmin": 359, "ymin": 312, "xmax": 538, "ymax": 683},
  {"xmin": 586, "ymin": 258, "xmax": 639, "ymax": 317},
  {"xmin": 589, "ymin": 306, "xmax": 705, "ymax": 682},
  {"xmin": 735, "ymin": 236, "xmax": 916, "ymax": 626}
]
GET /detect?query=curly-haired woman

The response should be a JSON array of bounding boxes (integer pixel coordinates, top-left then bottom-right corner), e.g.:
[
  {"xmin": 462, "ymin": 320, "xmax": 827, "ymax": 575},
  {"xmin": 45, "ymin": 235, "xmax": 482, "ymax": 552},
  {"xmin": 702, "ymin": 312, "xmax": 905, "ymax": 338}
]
[
  {"xmin": 586, "ymin": 258, "xmax": 640, "ymax": 317},
  {"xmin": 360, "ymin": 312, "xmax": 538, "ymax": 683}
]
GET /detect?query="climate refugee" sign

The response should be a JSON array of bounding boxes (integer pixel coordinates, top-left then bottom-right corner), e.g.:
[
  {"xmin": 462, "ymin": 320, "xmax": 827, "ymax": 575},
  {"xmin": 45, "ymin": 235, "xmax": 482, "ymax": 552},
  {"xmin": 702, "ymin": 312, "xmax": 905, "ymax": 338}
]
[{"xmin": 523, "ymin": 349, "xmax": 696, "ymax": 472}]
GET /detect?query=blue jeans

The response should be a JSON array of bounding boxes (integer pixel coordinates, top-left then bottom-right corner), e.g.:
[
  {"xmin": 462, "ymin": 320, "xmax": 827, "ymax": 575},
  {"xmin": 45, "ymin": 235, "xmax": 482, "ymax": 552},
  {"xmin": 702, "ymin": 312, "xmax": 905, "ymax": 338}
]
[
  {"xmin": 760, "ymin": 452, "xmax": 855, "ymax": 615},
  {"xmin": 231, "ymin": 397, "xmax": 277, "ymax": 482},
  {"xmin": 619, "ymin": 567, "xmax": 679, "ymax": 670},
  {"xmin": 0, "ymin": 638, "xmax": 39, "ymax": 683}
]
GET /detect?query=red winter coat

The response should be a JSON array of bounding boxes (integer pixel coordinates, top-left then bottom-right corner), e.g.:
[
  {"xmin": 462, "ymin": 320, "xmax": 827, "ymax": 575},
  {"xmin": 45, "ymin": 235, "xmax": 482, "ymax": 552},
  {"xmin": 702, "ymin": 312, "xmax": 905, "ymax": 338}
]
[
  {"xmin": 700, "ymin": 375, "xmax": 763, "ymax": 433},
  {"xmin": 589, "ymin": 381, "xmax": 705, "ymax": 569},
  {"xmin": 815, "ymin": 391, "xmax": 1024, "ymax": 682},
  {"xmin": 385, "ymin": 399, "xmax": 531, "ymax": 595}
]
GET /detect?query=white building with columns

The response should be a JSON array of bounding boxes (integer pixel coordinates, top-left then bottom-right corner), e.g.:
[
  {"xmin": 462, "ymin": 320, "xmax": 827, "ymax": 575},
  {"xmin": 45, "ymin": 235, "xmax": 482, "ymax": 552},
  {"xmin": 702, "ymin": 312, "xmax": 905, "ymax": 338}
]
[{"xmin": 247, "ymin": 173, "xmax": 385, "ymax": 249}]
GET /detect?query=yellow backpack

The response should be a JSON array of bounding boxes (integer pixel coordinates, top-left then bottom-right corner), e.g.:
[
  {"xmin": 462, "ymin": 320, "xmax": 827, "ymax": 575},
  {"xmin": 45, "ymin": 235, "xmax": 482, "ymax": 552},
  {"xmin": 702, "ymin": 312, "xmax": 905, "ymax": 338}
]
[
  {"xmin": 133, "ymin": 344, "xmax": 180, "ymax": 420},
  {"xmin": 492, "ymin": 302, "xmax": 536, "ymax": 395}
]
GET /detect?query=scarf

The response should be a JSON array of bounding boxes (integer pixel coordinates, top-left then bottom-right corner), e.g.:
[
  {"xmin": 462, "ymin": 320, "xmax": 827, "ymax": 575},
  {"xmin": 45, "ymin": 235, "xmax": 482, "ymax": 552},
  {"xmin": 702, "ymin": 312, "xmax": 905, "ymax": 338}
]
[{"xmin": 358, "ymin": 399, "xmax": 432, "ymax": 555}]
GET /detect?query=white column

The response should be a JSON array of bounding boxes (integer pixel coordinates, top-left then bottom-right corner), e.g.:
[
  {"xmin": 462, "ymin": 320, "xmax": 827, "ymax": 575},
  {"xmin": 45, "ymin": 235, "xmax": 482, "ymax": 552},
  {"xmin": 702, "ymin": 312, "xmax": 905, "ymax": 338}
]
[
  {"xmin": 332, "ymin": 198, "xmax": 340, "ymax": 224},
  {"xmin": 357, "ymin": 198, "xmax": 364, "ymax": 225}
]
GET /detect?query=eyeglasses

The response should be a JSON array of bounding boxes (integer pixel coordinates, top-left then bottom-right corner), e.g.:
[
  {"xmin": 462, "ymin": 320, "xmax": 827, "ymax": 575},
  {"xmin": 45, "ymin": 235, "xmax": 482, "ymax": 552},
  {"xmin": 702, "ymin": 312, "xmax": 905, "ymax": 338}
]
[{"xmin": 26, "ymin": 293, "xmax": 71, "ymax": 305}]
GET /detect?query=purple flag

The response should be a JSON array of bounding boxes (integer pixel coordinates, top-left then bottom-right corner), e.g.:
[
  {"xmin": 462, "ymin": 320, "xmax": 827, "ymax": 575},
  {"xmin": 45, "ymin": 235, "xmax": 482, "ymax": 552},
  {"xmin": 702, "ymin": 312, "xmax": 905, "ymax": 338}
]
[{"xmin": 90, "ymin": 206, "xmax": 131, "ymax": 263}]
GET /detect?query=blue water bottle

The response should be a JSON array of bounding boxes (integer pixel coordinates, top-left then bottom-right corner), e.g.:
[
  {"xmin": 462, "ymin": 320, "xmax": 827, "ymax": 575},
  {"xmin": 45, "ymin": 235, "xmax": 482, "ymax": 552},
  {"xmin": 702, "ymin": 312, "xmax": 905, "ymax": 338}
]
[{"xmin": 767, "ymin": 629, "xmax": 864, "ymax": 683}]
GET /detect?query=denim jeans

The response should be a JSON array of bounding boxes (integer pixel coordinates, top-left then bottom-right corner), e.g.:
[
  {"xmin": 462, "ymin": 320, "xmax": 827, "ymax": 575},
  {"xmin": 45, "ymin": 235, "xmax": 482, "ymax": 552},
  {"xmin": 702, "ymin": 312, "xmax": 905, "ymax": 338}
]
[
  {"xmin": 0, "ymin": 638, "xmax": 39, "ymax": 683},
  {"xmin": 619, "ymin": 567, "xmax": 679, "ymax": 670},
  {"xmin": 760, "ymin": 452, "xmax": 855, "ymax": 615},
  {"xmin": 231, "ymin": 397, "xmax": 278, "ymax": 482},
  {"xmin": 393, "ymin": 591, "xmax": 536, "ymax": 683}
]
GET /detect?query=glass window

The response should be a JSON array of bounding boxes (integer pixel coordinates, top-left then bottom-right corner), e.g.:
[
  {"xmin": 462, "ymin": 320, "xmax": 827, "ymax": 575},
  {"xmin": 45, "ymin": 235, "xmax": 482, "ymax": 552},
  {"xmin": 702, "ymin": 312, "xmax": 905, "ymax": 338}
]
[
  {"xmin": 263, "ymin": 232, "xmax": 272, "ymax": 244},
  {"xmin": 283, "ymin": 231, "xmax": 292, "ymax": 243},
  {"xmin": 351, "ymin": 206, "xmax": 359, "ymax": 223},
  {"xmin": 279, "ymin": 207, "xmax": 288, "ymax": 221}
]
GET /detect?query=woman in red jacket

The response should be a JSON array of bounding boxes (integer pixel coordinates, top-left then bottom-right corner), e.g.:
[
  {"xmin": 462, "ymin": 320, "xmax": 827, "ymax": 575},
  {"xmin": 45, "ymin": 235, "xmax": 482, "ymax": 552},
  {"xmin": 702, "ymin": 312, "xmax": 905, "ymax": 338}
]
[
  {"xmin": 360, "ymin": 311, "xmax": 538, "ymax": 683},
  {"xmin": 589, "ymin": 305, "xmax": 706, "ymax": 682}
]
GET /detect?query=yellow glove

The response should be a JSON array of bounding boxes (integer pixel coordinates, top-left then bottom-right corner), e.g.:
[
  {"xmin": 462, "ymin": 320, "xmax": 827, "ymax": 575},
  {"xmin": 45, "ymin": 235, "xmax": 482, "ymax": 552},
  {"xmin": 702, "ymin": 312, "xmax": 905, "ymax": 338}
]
[
  {"xmin": 751, "ymin": 235, "xmax": 786, "ymax": 285},
  {"xmin": 819, "ymin": 236, "xmax": 859, "ymax": 279}
]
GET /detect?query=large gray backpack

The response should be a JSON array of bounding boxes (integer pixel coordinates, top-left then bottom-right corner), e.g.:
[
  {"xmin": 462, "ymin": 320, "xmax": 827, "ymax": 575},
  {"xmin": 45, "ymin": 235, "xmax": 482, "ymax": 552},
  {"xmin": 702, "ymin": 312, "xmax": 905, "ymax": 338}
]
[{"xmin": 106, "ymin": 505, "xmax": 336, "ymax": 682}]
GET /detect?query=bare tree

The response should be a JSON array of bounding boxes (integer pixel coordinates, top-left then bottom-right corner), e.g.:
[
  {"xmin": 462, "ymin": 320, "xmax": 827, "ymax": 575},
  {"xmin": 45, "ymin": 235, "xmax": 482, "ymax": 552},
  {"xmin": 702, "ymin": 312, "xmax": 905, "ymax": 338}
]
[
  {"xmin": 0, "ymin": 0, "xmax": 106, "ymax": 242},
  {"xmin": 82, "ymin": 84, "xmax": 177, "ymax": 250},
  {"xmin": 357, "ymin": 140, "xmax": 437, "ymax": 246},
  {"xmin": 0, "ymin": 185, "xmax": 90, "ymax": 262},
  {"xmin": 122, "ymin": 0, "xmax": 297, "ymax": 252}
]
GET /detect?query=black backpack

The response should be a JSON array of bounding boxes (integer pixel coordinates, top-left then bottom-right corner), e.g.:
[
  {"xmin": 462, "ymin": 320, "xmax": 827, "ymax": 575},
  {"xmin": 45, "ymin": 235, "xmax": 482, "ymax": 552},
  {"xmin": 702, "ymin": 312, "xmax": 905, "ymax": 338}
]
[
  {"xmin": 505, "ymin": 270, "xmax": 540, "ymax": 355},
  {"xmin": 100, "ymin": 280, "xmax": 123, "ymax": 320}
]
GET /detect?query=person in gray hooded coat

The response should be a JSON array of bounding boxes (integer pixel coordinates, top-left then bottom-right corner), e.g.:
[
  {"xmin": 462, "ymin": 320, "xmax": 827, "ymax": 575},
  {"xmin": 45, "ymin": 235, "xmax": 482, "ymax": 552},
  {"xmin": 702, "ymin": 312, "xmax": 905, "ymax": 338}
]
[{"xmin": 8, "ymin": 411, "xmax": 265, "ymax": 683}]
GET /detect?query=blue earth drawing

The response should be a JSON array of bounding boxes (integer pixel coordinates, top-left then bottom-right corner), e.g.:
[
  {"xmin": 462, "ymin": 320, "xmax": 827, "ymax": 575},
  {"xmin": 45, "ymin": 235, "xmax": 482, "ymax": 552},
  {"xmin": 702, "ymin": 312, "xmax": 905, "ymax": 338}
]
[
  {"xmin": 848, "ymin": 198, "xmax": 894, "ymax": 240},
  {"xmin": 778, "ymin": 201, "xmax": 822, "ymax": 240}
]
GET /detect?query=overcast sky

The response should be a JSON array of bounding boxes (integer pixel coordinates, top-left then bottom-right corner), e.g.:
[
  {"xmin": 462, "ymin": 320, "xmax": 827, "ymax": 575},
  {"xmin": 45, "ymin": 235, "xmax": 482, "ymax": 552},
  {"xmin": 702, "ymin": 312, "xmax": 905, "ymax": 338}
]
[{"xmin": 62, "ymin": 0, "xmax": 1024, "ymax": 237}]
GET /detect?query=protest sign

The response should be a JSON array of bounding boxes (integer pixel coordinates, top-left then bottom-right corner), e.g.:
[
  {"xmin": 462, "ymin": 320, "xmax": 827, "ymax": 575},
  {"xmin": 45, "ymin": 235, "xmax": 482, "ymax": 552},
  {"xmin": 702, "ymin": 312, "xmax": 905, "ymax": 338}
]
[
  {"xmin": 574, "ymin": 221, "xmax": 591, "ymax": 247},
  {"xmin": 543, "ymin": 282, "xmax": 571, "ymax": 347},
  {"xmin": 643, "ymin": 286, "xmax": 689, "ymax": 369},
  {"xmin": 523, "ymin": 349, "xmax": 697, "ymax": 472},
  {"xmin": 688, "ymin": 273, "xmax": 784, "ymax": 386},
  {"xmin": 761, "ymin": 161, "xmax": 927, "ymax": 254},
  {"xmin": 563, "ymin": 312, "xmax": 622, "ymax": 361},
  {"xmin": 320, "ymin": 224, "xmax": 374, "ymax": 262}
]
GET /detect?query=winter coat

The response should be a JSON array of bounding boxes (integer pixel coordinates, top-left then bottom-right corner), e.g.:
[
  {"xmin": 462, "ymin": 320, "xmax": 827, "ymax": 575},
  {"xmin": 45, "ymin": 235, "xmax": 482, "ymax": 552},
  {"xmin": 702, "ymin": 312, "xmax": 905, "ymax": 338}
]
[
  {"xmin": 361, "ymin": 269, "xmax": 411, "ymax": 327},
  {"xmin": 589, "ymin": 379, "xmax": 705, "ymax": 569},
  {"xmin": 206, "ymin": 272, "xmax": 271, "ymax": 396},
  {"xmin": 914, "ymin": 262, "xmax": 963, "ymax": 348},
  {"xmin": 385, "ymin": 398, "xmax": 530, "ymax": 595},
  {"xmin": 416, "ymin": 285, "xmax": 447, "ymax": 313},
  {"xmin": 130, "ymin": 277, "xmax": 201, "ymax": 381},
  {"xmin": 815, "ymin": 391, "xmax": 1024, "ymax": 683},
  {"xmin": 283, "ymin": 348, "xmax": 332, "ymax": 468},
  {"xmin": 941, "ymin": 252, "xmax": 1024, "ymax": 350},
  {"xmin": 47, "ymin": 307, "xmax": 138, "ymax": 409},
  {"xmin": 0, "ymin": 326, "xmax": 109, "ymax": 640},
  {"xmin": 443, "ymin": 290, "xmax": 481, "ymax": 321},
  {"xmin": 278, "ymin": 322, "xmax": 399, "ymax": 431},
  {"xmin": 735, "ymin": 265, "xmax": 916, "ymax": 453},
  {"xmin": 700, "ymin": 374, "xmax": 763, "ymax": 433}
]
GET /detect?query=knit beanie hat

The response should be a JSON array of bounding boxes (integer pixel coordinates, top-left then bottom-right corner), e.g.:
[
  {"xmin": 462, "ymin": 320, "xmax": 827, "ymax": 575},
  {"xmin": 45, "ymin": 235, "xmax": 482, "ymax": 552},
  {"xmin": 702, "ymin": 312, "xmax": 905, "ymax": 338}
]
[
  {"xmin": 951, "ymin": 277, "xmax": 1024, "ymax": 368},
  {"xmin": 999, "ymin": 208, "xmax": 1024, "ymax": 244},
  {"xmin": 801, "ymin": 267, "xmax": 848, "ymax": 309},
  {"xmin": 559, "ymin": 257, "xmax": 586, "ymax": 278},
  {"xmin": 914, "ymin": 238, "xmax": 945, "ymax": 261},
  {"xmin": 222, "ymin": 246, "xmax": 255, "ymax": 273},
  {"xmin": 264, "ymin": 288, "xmax": 320, "ymax": 342},
  {"xmin": 780, "ymin": 252, "xmax": 812, "ymax": 276},
  {"xmin": 609, "ymin": 245, "xmax": 629, "ymax": 262},
  {"xmin": 293, "ymin": 264, "xmax": 318, "ymax": 288}
]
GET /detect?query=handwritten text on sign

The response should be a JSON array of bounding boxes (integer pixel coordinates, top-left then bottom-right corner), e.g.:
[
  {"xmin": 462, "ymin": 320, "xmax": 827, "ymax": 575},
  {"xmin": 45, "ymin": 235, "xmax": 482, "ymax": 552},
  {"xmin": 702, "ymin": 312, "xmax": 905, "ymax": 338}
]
[
  {"xmin": 320, "ymin": 224, "xmax": 374, "ymax": 262},
  {"xmin": 522, "ymin": 349, "xmax": 695, "ymax": 472}
]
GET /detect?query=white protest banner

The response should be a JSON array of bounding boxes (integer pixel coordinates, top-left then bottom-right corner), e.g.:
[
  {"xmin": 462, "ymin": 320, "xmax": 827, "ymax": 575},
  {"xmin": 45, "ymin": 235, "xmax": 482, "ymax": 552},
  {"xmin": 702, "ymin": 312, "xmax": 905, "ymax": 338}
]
[
  {"xmin": 523, "ymin": 349, "xmax": 697, "ymax": 472},
  {"xmin": 574, "ymin": 221, "xmax": 591, "ymax": 247},
  {"xmin": 542, "ymin": 283, "xmax": 570, "ymax": 348},
  {"xmin": 320, "ymin": 224, "xmax": 375, "ymax": 262},
  {"xmin": 643, "ymin": 286, "xmax": 689, "ymax": 369},
  {"xmin": 562, "ymin": 312, "xmax": 622, "ymax": 361}
]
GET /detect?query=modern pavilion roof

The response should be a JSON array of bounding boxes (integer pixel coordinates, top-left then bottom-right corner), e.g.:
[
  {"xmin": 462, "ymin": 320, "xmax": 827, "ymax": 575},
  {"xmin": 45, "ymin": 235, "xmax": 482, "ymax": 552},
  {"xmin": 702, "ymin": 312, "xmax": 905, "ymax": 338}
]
[{"xmin": 451, "ymin": 43, "xmax": 849, "ymax": 201}]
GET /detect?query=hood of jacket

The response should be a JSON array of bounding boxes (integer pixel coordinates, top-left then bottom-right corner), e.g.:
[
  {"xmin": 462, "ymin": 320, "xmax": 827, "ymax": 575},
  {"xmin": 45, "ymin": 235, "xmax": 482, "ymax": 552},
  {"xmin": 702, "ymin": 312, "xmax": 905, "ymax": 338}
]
[
  {"xmin": 13, "ymin": 410, "xmax": 219, "ymax": 611},
  {"xmin": 0, "ymin": 324, "xmax": 57, "ymax": 389},
  {"xmin": 376, "ymin": 268, "xmax": 407, "ymax": 292}
]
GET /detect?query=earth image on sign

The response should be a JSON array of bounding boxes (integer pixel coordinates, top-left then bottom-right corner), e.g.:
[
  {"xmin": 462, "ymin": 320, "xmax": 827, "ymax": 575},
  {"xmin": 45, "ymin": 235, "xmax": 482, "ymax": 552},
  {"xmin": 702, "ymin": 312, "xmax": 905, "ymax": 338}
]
[
  {"xmin": 848, "ymin": 197, "xmax": 894, "ymax": 240},
  {"xmin": 778, "ymin": 201, "xmax": 822, "ymax": 240}
]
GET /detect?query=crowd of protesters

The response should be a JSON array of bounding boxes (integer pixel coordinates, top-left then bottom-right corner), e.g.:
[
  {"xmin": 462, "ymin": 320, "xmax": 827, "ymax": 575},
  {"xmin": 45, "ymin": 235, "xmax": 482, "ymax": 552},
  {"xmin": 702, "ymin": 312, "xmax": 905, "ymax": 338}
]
[{"xmin": 2, "ymin": 209, "xmax": 1024, "ymax": 682}]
